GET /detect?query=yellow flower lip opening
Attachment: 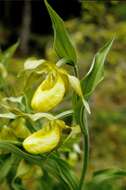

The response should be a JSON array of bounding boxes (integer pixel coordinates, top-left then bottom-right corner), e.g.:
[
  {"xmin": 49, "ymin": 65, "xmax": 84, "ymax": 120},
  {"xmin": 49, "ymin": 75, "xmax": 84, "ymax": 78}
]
[
  {"xmin": 23, "ymin": 120, "xmax": 64, "ymax": 154},
  {"xmin": 31, "ymin": 72, "xmax": 65, "ymax": 112}
]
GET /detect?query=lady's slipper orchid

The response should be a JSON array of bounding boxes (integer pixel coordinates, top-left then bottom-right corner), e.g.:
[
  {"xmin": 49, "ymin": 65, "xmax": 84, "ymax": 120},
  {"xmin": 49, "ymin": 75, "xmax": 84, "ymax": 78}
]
[
  {"xmin": 23, "ymin": 120, "xmax": 65, "ymax": 154},
  {"xmin": 29, "ymin": 59, "xmax": 90, "ymax": 113}
]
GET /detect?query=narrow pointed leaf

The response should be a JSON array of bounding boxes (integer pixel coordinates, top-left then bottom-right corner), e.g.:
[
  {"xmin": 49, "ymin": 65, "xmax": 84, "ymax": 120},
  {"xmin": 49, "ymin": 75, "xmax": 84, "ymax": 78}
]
[
  {"xmin": 81, "ymin": 38, "xmax": 114, "ymax": 98},
  {"xmin": 1, "ymin": 41, "xmax": 19, "ymax": 65},
  {"xmin": 91, "ymin": 168, "xmax": 126, "ymax": 184},
  {"xmin": 0, "ymin": 141, "xmax": 44, "ymax": 165},
  {"xmin": 44, "ymin": 0, "xmax": 77, "ymax": 65},
  {"xmin": 47, "ymin": 155, "xmax": 78, "ymax": 190},
  {"xmin": 73, "ymin": 39, "xmax": 114, "ymax": 125}
]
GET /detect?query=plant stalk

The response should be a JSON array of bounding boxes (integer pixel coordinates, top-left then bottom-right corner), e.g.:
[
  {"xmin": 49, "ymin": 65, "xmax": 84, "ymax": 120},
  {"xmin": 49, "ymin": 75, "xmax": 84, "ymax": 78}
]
[
  {"xmin": 73, "ymin": 65, "xmax": 89, "ymax": 190},
  {"xmin": 78, "ymin": 108, "xmax": 89, "ymax": 190}
]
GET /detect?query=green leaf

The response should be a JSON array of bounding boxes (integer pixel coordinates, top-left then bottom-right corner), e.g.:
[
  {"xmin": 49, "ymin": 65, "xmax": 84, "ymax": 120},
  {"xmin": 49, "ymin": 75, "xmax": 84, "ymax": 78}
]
[
  {"xmin": 0, "ymin": 42, "xmax": 19, "ymax": 65},
  {"xmin": 46, "ymin": 154, "xmax": 78, "ymax": 190},
  {"xmin": 91, "ymin": 168, "xmax": 126, "ymax": 184},
  {"xmin": 0, "ymin": 141, "xmax": 44, "ymax": 166},
  {"xmin": 39, "ymin": 171, "xmax": 57, "ymax": 190},
  {"xmin": 81, "ymin": 38, "xmax": 114, "ymax": 98},
  {"xmin": 54, "ymin": 156, "xmax": 78, "ymax": 190},
  {"xmin": 73, "ymin": 39, "xmax": 114, "ymax": 126},
  {"xmin": 44, "ymin": 0, "xmax": 77, "ymax": 65},
  {"xmin": 0, "ymin": 154, "xmax": 16, "ymax": 183}
]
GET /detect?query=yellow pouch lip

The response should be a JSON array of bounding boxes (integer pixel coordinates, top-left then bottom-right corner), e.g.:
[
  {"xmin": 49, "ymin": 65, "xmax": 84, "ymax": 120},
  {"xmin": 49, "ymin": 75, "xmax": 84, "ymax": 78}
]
[
  {"xmin": 31, "ymin": 72, "xmax": 65, "ymax": 112},
  {"xmin": 23, "ymin": 121, "xmax": 62, "ymax": 154}
]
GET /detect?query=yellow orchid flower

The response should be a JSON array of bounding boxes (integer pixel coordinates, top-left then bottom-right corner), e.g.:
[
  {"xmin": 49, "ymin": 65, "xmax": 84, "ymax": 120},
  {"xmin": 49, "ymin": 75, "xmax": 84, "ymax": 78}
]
[
  {"xmin": 29, "ymin": 59, "xmax": 90, "ymax": 113},
  {"xmin": 31, "ymin": 72, "xmax": 65, "ymax": 112},
  {"xmin": 23, "ymin": 120, "xmax": 65, "ymax": 154}
]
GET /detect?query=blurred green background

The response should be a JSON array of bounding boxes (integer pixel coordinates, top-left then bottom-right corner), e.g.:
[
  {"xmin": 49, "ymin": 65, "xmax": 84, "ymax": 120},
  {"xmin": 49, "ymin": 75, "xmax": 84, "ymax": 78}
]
[{"xmin": 0, "ymin": 0, "xmax": 126, "ymax": 189}]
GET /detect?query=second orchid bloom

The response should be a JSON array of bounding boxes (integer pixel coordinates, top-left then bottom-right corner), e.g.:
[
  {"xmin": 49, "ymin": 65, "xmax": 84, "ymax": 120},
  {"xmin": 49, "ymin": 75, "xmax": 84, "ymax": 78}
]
[{"xmin": 23, "ymin": 120, "xmax": 66, "ymax": 154}]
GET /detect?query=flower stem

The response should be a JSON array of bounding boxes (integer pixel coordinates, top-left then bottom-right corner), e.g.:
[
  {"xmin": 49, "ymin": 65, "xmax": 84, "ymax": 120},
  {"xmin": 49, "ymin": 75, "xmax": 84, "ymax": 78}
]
[
  {"xmin": 78, "ymin": 108, "xmax": 89, "ymax": 190},
  {"xmin": 73, "ymin": 65, "xmax": 89, "ymax": 190}
]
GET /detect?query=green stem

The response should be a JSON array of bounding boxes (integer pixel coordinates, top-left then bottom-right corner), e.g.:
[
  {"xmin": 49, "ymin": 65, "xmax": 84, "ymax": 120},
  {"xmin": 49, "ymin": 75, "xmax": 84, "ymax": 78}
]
[
  {"xmin": 74, "ymin": 65, "xmax": 79, "ymax": 78},
  {"xmin": 78, "ymin": 108, "xmax": 89, "ymax": 190},
  {"xmin": 73, "ymin": 65, "xmax": 89, "ymax": 190}
]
